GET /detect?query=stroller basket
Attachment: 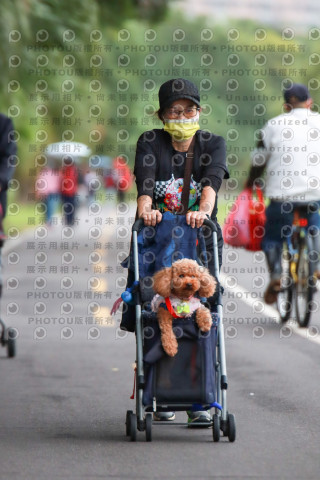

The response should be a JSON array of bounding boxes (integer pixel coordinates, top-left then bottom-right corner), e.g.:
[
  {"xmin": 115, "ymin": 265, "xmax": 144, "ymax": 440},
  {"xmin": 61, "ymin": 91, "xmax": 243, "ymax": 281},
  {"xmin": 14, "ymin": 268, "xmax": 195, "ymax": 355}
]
[{"xmin": 142, "ymin": 312, "xmax": 219, "ymax": 409}]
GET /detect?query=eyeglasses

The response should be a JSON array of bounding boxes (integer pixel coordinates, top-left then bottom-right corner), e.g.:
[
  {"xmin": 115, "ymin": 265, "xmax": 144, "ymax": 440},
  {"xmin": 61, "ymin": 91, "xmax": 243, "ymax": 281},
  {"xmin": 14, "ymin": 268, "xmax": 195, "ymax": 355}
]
[{"xmin": 164, "ymin": 107, "xmax": 200, "ymax": 119}]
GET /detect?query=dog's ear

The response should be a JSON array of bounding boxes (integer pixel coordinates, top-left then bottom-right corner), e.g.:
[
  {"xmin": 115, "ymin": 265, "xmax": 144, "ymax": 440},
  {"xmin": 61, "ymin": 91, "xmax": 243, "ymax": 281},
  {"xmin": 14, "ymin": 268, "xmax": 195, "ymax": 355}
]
[
  {"xmin": 152, "ymin": 266, "xmax": 172, "ymax": 297},
  {"xmin": 198, "ymin": 266, "xmax": 217, "ymax": 298}
]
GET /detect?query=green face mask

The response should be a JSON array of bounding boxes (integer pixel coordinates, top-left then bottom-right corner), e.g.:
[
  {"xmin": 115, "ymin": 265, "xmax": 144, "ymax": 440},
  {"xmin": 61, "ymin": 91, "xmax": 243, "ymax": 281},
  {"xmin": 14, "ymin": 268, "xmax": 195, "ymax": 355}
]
[{"xmin": 163, "ymin": 116, "xmax": 200, "ymax": 142}]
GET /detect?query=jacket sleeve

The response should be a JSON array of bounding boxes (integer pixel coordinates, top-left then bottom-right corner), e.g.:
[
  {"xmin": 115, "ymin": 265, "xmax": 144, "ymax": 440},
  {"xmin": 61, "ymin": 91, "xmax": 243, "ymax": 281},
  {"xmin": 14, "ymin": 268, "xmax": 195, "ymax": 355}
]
[
  {"xmin": 134, "ymin": 131, "xmax": 157, "ymax": 199},
  {"xmin": 0, "ymin": 115, "xmax": 17, "ymax": 189}
]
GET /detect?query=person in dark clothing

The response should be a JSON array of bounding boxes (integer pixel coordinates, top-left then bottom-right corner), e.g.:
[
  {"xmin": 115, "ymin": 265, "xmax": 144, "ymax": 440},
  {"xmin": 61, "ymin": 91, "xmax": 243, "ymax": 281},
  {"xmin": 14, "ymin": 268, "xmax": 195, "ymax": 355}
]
[
  {"xmin": 123, "ymin": 78, "xmax": 229, "ymax": 425},
  {"xmin": 0, "ymin": 114, "xmax": 17, "ymax": 215},
  {"xmin": 61, "ymin": 157, "xmax": 79, "ymax": 226},
  {"xmin": 135, "ymin": 78, "xmax": 229, "ymax": 269},
  {"xmin": 0, "ymin": 114, "xmax": 17, "ymax": 236}
]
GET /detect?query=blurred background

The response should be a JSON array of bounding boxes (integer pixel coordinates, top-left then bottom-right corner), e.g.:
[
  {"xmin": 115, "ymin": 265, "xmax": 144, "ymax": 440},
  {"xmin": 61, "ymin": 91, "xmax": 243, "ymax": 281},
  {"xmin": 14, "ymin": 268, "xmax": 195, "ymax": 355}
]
[{"xmin": 1, "ymin": 0, "xmax": 320, "ymax": 229}]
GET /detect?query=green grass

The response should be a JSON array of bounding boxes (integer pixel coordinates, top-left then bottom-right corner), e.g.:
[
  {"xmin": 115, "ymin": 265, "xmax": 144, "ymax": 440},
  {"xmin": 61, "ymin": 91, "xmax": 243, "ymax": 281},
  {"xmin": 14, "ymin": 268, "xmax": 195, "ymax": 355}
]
[
  {"xmin": 216, "ymin": 191, "xmax": 230, "ymax": 226},
  {"xmin": 3, "ymin": 202, "xmax": 41, "ymax": 233},
  {"xmin": 2, "ymin": 190, "xmax": 40, "ymax": 232}
]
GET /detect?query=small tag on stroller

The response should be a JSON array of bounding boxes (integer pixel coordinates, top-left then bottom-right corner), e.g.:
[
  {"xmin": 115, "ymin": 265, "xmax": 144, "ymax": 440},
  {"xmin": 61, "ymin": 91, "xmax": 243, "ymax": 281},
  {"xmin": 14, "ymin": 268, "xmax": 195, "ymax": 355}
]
[
  {"xmin": 130, "ymin": 365, "xmax": 137, "ymax": 399},
  {"xmin": 153, "ymin": 397, "xmax": 157, "ymax": 412},
  {"xmin": 110, "ymin": 296, "xmax": 123, "ymax": 315}
]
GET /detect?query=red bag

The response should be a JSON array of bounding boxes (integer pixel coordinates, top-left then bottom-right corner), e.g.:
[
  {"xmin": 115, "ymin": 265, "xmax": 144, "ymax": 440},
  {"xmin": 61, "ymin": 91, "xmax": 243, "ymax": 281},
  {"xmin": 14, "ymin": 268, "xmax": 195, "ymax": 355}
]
[{"xmin": 222, "ymin": 187, "xmax": 266, "ymax": 251}]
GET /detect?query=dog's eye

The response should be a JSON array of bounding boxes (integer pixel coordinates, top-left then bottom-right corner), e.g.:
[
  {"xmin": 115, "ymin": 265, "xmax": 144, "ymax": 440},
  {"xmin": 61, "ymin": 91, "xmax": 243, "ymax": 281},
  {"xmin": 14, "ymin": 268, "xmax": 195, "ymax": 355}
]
[
  {"xmin": 179, "ymin": 274, "xmax": 184, "ymax": 278},
  {"xmin": 191, "ymin": 275, "xmax": 195, "ymax": 278}
]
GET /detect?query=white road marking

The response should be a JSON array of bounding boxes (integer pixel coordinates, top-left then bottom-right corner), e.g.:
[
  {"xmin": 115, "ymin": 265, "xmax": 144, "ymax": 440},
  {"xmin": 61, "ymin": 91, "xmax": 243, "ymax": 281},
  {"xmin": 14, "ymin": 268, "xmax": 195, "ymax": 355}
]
[{"xmin": 220, "ymin": 271, "xmax": 320, "ymax": 346}]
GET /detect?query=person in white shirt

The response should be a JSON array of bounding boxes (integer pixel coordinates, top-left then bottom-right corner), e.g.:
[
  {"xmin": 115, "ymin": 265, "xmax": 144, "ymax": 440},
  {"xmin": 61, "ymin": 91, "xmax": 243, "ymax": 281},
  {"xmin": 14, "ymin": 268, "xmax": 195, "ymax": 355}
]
[{"xmin": 247, "ymin": 83, "xmax": 320, "ymax": 304}]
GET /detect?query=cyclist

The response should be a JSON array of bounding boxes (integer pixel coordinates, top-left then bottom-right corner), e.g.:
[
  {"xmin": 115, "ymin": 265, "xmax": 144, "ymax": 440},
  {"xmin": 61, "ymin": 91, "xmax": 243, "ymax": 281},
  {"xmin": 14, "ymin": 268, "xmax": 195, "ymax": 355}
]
[{"xmin": 247, "ymin": 83, "xmax": 320, "ymax": 304}]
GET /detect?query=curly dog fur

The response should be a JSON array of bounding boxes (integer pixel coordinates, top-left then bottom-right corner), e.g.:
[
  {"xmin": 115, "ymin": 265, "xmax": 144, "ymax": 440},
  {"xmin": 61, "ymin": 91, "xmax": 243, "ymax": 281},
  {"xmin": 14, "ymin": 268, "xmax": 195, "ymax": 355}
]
[{"xmin": 152, "ymin": 259, "xmax": 216, "ymax": 357}]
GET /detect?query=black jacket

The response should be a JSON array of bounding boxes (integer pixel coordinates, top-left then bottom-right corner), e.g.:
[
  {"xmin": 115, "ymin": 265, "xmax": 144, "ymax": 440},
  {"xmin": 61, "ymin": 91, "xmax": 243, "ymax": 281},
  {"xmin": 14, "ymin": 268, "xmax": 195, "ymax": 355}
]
[
  {"xmin": 0, "ymin": 114, "xmax": 17, "ymax": 190},
  {"xmin": 134, "ymin": 129, "xmax": 229, "ymax": 220}
]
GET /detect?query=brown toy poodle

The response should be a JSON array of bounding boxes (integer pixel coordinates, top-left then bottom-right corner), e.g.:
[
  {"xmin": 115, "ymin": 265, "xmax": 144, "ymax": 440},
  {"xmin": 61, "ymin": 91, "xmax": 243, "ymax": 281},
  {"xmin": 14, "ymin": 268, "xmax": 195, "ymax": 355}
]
[{"xmin": 151, "ymin": 258, "xmax": 216, "ymax": 357}]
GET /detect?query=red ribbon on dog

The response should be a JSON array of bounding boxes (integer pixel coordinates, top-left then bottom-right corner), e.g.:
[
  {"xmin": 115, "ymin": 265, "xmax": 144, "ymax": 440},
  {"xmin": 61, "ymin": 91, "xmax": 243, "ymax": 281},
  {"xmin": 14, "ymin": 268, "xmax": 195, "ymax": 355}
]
[{"xmin": 165, "ymin": 297, "xmax": 181, "ymax": 319}]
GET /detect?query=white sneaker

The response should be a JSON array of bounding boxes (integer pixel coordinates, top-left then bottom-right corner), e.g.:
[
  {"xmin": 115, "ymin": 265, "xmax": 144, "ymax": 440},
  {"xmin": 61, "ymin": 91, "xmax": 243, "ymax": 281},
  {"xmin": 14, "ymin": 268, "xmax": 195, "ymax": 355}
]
[
  {"xmin": 153, "ymin": 411, "xmax": 175, "ymax": 421},
  {"xmin": 187, "ymin": 410, "xmax": 211, "ymax": 427}
]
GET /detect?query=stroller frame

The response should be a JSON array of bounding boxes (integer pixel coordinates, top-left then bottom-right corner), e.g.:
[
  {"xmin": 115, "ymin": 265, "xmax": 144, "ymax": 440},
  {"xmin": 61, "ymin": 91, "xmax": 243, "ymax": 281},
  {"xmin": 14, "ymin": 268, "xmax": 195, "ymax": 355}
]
[
  {"xmin": 125, "ymin": 217, "xmax": 235, "ymax": 442},
  {"xmin": 0, "ymin": 240, "xmax": 16, "ymax": 358}
]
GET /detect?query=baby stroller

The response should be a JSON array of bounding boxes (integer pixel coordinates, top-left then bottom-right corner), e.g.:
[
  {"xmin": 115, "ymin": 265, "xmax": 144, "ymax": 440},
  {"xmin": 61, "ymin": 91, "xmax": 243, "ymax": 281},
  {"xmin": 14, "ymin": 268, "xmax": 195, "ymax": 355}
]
[
  {"xmin": 0, "ymin": 219, "xmax": 16, "ymax": 358},
  {"xmin": 122, "ymin": 213, "xmax": 235, "ymax": 442}
]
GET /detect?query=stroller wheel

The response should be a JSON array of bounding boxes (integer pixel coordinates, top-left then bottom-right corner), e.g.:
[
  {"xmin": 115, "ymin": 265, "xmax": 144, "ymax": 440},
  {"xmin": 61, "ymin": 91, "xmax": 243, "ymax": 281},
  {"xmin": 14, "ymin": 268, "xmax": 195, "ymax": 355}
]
[
  {"xmin": 126, "ymin": 410, "xmax": 133, "ymax": 437},
  {"xmin": 212, "ymin": 414, "xmax": 220, "ymax": 442},
  {"xmin": 6, "ymin": 329, "xmax": 16, "ymax": 358},
  {"xmin": 129, "ymin": 413, "xmax": 137, "ymax": 442},
  {"xmin": 227, "ymin": 413, "xmax": 236, "ymax": 442},
  {"xmin": 145, "ymin": 413, "xmax": 152, "ymax": 442}
]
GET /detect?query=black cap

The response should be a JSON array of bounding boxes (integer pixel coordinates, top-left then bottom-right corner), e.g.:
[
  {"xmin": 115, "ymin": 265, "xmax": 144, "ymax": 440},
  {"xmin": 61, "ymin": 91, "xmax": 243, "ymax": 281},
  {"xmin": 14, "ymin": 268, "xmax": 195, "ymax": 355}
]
[
  {"xmin": 158, "ymin": 78, "xmax": 201, "ymax": 112},
  {"xmin": 283, "ymin": 83, "xmax": 310, "ymax": 103}
]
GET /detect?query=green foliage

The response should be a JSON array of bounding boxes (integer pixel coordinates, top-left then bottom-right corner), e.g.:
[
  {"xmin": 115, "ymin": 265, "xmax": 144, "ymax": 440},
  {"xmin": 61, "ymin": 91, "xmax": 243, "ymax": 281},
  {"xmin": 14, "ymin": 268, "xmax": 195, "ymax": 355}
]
[
  {"xmin": 96, "ymin": 0, "xmax": 168, "ymax": 24},
  {"xmin": 28, "ymin": 0, "xmax": 98, "ymax": 45}
]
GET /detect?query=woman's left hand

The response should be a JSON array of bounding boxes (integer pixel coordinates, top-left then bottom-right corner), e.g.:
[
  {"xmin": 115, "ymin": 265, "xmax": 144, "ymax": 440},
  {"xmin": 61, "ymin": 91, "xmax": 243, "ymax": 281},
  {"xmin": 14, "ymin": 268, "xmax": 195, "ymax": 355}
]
[{"xmin": 186, "ymin": 211, "xmax": 207, "ymax": 228}]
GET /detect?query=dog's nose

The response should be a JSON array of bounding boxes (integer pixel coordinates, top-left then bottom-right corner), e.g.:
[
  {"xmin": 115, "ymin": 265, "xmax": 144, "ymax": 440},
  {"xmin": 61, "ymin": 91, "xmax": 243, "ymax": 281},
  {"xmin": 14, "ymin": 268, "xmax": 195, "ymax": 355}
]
[{"xmin": 186, "ymin": 282, "xmax": 192, "ymax": 288}]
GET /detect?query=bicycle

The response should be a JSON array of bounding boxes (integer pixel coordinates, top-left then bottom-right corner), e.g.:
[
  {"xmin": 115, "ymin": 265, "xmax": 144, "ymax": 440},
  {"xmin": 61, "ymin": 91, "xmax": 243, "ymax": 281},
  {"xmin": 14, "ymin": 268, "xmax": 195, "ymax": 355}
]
[{"xmin": 277, "ymin": 205, "xmax": 319, "ymax": 328}]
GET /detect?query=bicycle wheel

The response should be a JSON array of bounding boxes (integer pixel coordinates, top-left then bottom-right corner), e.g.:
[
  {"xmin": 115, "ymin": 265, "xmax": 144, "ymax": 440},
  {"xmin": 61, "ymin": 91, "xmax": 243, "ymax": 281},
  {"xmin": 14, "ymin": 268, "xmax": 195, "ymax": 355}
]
[
  {"xmin": 295, "ymin": 236, "xmax": 315, "ymax": 328},
  {"xmin": 277, "ymin": 242, "xmax": 293, "ymax": 323}
]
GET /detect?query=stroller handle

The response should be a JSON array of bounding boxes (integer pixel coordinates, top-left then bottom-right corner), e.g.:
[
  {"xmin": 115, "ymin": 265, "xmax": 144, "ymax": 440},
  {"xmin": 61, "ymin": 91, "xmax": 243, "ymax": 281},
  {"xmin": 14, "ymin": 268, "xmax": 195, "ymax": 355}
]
[
  {"xmin": 203, "ymin": 217, "xmax": 217, "ymax": 232},
  {"xmin": 131, "ymin": 216, "xmax": 217, "ymax": 233},
  {"xmin": 132, "ymin": 218, "xmax": 145, "ymax": 232}
]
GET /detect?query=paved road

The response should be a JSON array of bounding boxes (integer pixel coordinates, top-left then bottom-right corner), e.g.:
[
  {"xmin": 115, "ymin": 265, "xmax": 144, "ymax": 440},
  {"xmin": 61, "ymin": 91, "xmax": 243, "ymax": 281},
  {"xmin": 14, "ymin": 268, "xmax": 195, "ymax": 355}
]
[{"xmin": 1, "ymin": 202, "xmax": 320, "ymax": 480}]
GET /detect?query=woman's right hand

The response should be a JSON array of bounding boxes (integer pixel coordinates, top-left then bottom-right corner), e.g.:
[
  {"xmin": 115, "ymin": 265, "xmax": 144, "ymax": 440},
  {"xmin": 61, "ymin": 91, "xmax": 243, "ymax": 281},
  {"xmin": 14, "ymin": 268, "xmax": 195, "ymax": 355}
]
[{"xmin": 139, "ymin": 209, "xmax": 162, "ymax": 226}]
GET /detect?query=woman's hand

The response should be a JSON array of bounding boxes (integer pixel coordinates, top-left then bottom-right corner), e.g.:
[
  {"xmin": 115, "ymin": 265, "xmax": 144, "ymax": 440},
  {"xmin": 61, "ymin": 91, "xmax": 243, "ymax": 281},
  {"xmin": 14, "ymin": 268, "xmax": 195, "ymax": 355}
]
[
  {"xmin": 186, "ymin": 211, "xmax": 207, "ymax": 228},
  {"xmin": 137, "ymin": 195, "xmax": 162, "ymax": 226},
  {"xmin": 139, "ymin": 209, "xmax": 162, "ymax": 226}
]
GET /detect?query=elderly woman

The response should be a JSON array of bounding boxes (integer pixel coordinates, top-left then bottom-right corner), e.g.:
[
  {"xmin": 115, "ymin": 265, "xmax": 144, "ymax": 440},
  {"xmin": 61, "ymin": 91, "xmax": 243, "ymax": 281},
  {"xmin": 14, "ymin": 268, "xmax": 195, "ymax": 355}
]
[
  {"xmin": 136, "ymin": 78, "xmax": 229, "ymax": 266},
  {"xmin": 124, "ymin": 78, "xmax": 229, "ymax": 425}
]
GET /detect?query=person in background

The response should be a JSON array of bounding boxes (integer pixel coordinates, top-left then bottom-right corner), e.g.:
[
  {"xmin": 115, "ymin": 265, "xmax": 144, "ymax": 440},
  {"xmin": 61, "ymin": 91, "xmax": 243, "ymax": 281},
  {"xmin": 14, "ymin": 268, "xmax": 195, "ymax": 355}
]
[
  {"xmin": 84, "ymin": 169, "xmax": 97, "ymax": 205},
  {"xmin": 246, "ymin": 83, "xmax": 320, "ymax": 304},
  {"xmin": 0, "ymin": 113, "xmax": 17, "ymax": 237},
  {"xmin": 61, "ymin": 156, "xmax": 79, "ymax": 226},
  {"xmin": 35, "ymin": 165, "xmax": 61, "ymax": 225},
  {"xmin": 111, "ymin": 156, "xmax": 133, "ymax": 204},
  {"xmin": 104, "ymin": 156, "xmax": 133, "ymax": 203}
]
